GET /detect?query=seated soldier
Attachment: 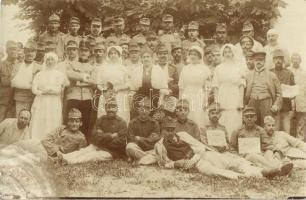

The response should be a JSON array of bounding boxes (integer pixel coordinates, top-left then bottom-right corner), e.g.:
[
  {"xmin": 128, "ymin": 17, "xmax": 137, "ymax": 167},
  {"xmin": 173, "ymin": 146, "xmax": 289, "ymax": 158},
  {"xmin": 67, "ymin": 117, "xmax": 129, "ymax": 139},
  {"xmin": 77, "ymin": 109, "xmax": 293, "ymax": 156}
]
[
  {"xmin": 155, "ymin": 117, "xmax": 285, "ymax": 179},
  {"xmin": 201, "ymin": 102, "xmax": 230, "ymax": 152},
  {"xmin": 174, "ymin": 99, "xmax": 201, "ymax": 141},
  {"xmin": 0, "ymin": 109, "xmax": 31, "ymax": 147},
  {"xmin": 126, "ymin": 98, "xmax": 161, "ymax": 164},
  {"xmin": 263, "ymin": 116, "xmax": 306, "ymax": 168},
  {"xmin": 230, "ymin": 106, "xmax": 293, "ymax": 177},
  {"xmin": 90, "ymin": 97, "xmax": 127, "ymax": 159},
  {"xmin": 41, "ymin": 108, "xmax": 87, "ymax": 164}
]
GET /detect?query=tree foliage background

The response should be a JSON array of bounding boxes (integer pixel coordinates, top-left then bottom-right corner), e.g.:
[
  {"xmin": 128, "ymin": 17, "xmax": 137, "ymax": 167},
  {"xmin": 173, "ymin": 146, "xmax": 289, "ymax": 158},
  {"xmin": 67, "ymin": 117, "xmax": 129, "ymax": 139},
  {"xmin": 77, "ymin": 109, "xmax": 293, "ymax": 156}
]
[{"xmin": 2, "ymin": 0, "xmax": 286, "ymax": 43}]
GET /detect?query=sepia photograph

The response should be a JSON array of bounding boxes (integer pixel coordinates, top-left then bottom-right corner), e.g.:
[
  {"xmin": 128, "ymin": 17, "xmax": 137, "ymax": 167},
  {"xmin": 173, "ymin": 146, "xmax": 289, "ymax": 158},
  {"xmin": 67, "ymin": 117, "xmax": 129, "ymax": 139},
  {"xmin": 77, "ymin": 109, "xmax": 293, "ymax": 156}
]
[{"xmin": 0, "ymin": 0, "xmax": 306, "ymax": 199}]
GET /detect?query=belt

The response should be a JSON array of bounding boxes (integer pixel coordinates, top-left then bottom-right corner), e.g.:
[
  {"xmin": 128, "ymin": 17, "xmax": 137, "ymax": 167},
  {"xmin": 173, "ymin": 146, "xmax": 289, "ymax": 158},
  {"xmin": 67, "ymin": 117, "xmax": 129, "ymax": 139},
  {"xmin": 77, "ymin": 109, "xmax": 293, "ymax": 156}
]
[{"xmin": 250, "ymin": 94, "xmax": 271, "ymax": 100}]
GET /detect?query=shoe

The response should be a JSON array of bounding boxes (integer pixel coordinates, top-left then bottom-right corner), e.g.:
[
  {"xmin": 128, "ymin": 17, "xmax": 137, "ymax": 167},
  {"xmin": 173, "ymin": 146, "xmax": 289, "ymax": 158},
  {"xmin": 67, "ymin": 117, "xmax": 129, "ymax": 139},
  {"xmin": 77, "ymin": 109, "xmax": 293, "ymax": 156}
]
[
  {"xmin": 279, "ymin": 163, "xmax": 293, "ymax": 176},
  {"xmin": 261, "ymin": 168, "xmax": 280, "ymax": 179}
]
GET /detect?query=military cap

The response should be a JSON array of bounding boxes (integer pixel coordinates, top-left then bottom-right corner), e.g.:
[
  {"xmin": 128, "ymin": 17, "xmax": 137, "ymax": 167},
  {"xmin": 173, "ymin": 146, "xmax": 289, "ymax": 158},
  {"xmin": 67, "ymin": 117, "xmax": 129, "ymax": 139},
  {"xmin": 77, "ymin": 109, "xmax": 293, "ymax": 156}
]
[
  {"xmin": 135, "ymin": 37, "xmax": 146, "ymax": 45},
  {"xmin": 176, "ymin": 99, "xmax": 190, "ymax": 109},
  {"xmin": 208, "ymin": 102, "xmax": 221, "ymax": 112},
  {"xmin": 264, "ymin": 115, "xmax": 275, "ymax": 124},
  {"xmin": 6, "ymin": 40, "xmax": 18, "ymax": 50},
  {"xmin": 48, "ymin": 14, "xmax": 60, "ymax": 22},
  {"xmin": 129, "ymin": 40, "xmax": 141, "ymax": 52},
  {"xmin": 106, "ymin": 36, "xmax": 119, "ymax": 46},
  {"xmin": 79, "ymin": 39, "xmax": 90, "ymax": 50},
  {"xmin": 140, "ymin": 17, "xmax": 150, "ymax": 26},
  {"xmin": 188, "ymin": 21, "xmax": 199, "ymax": 30},
  {"xmin": 243, "ymin": 106, "xmax": 256, "ymax": 115},
  {"xmin": 161, "ymin": 116, "xmax": 177, "ymax": 128},
  {"xmin": 273, "ymin": 49, "xmax": 284, "ymax": 58},
  {"xmin": 253, "ymin": 46, "xmax": 266, "ymax": 58},
  {"xmin": 156, "ymin": 42, "xmax": 169, "ymax": 53},
  {"xmin": 146, "ymin": 31, "xmax": 157, "ymax": 39},
  {"xmin": 216, "ymin": 23, "xmax": 227, "ymax": 32},
  {"xmin": 70, "ymin": 16, "xmax": 80, "ymax": 24},
  {"xmin": 119, "ymin": 36, "xmax": 130, "ymax": 46},
  {"xmin": 204, "ymin": 45, "xmax": 214, "ymax": 55},
  {"xmin": 68, "ymin": 108, "xmax": 82, "ymax": 119},
  {"xmin": 91, "ymin": 17, "xmax": 102, "ymax": 25},
  {"xmin": 242, "ymin": 21, "xmax": 254, "ymax": 32},
  {"xmin": 16, "ymin": 42, "xmax": 23, "ymax": 49},
  {"xmin": 94, "ymin": 42, "xmax": 106, "ymax": 51},
  {"xmin": 113, "ymin": 17, "xmax": 124, "ymax": 25},
  {"xmin": 162, "ymin": 14, "xmax": 173, "ymax": 22},
  {"xmin": 171, "ymin": 43, "xmax": 182, "ymax": 53},
  {"xmin": 24, "ymin": 40, "xmax": 37, "ymax": 50},
  {"xmin": 66, "ymin": 40, "xmax": 78, "ymax": 49}
]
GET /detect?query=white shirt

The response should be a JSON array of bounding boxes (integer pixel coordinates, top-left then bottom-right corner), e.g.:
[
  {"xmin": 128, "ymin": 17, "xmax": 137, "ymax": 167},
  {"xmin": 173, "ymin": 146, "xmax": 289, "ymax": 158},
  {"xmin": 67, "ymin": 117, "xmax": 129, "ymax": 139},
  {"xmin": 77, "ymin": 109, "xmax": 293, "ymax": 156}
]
[{"xmin": 11, "ymin": 62, "xmax": 33, "ymax": 89}]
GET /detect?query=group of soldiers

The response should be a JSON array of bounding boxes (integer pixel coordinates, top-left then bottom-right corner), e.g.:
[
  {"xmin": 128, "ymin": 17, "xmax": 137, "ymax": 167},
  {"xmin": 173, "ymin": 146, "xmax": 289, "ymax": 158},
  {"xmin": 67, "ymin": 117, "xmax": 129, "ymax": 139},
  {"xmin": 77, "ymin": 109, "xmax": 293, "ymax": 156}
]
[{"xmin": 0, "ymin": 13, "xmax": 306, "ymax": 180}]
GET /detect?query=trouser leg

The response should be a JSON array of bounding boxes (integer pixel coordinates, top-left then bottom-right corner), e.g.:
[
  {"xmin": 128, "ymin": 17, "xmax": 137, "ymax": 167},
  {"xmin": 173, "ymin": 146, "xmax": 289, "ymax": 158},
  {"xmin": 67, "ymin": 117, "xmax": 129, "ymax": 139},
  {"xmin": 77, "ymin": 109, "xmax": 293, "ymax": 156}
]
[
  {"xmin": 275, "ymin": 111, "xmax": 291, "ymax": 133},
  {"xmin": 126, "ymin": 142, "xmax": 147, "ymax": 160},
  {"xmin": 248, "ymin": 98, "xmax": 272, "ymax": 127},
  {"xmin": 195, "ymin": 159, "xmax": 240, "ymax": 179},
  {"xmin": 245, "ymin": 153, "xmax": 280, "ymax": 169}
]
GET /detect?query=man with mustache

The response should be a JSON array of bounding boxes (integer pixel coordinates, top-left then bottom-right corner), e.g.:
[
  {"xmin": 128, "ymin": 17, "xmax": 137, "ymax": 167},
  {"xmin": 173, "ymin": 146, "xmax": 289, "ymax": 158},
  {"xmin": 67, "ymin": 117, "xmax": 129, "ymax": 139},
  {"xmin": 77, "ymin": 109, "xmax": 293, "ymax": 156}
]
[
  {"xmin": 38, "ymin": 14, "xmax": 65, "ymax": 61},
  {"xmin": 244, "ymin": 48, "xmax": 282, "ymax": 127},
  {"xmin": 271, "ymin": 49, "xmax": 295, "ymax": 134},
  {"xmin": 11, "ymin": 40, "xmax": 41, "ymax": 116},
  {"xmin": 170, "ymin": 43, "xmax": 184, "ymax": 77},
  {"xmin": 87, "ymin": 18, "xmax": 105, "ymax": 44},
  {"xmin": 64, "ymin": 17, "xmax": 81, "ymax": 50},
  {"xmin": 90, "ymin": 97, "xmax": 128, "ymax": 159}
]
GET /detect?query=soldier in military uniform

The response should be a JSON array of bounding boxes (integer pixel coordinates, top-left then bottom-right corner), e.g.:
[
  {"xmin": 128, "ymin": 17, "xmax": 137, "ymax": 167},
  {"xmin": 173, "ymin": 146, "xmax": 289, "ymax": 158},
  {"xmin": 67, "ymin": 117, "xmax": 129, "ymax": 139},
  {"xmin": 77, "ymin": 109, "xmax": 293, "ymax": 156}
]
[
  {"xmin": 230, "ymin": 106, "xmax": 294, "ymax": 177},
  {"xmin": 64, "ymin": 17, "xmax": 81, "ymax": 51},
  {"xmin": 11, "ymin": 40, "xmax": 41, "ymax": 116},
  {"xmin": 182, "ymin": 21, "xmax": 205, "ymax": 61},
  {"xmin": 170, "ymin": 43, "xmax": 184, "ymax": 76},
  {"xmin": 159, "ymin": 14, "xmax": 181, "ymax": 52},
  {"xmin": 156, "ymin": 42, "xmax": 179, "ymax": 98},
  {"xmin": 65, "ymin": 39, "xmax": 96, "ymax": 140},
  {"xmin": 34, "ymin": 41, "xmax": 45, "ymax": 64},
  {"xmin": 41, "ymin": 108, "xmax": 87, "ymax": 165},
  {"xmin": 236, "ymin": 21, "xmax": 263, "ymax": 51},
  {"xmin": 125, "ymin": 39, "xmax": 142, "ymax": 77},
  {"xmin": 133, "ymin": 18, "xmax": 151, "ymax": 46},
  {"xmin": 38, "ymin": 14, "xmax": 65, "ymax": 60},
  {"xmin": 214, "ymin": 23, "xmax": 228, "ymax": 48},
  {"xmin": 174, "ymin": 99, "xmax": 201, "ymax": 141},
  {"xmin": 87, "ymin": 17, "xmax": 105, "ymax": 44},
  {"xmin": 107, "ymin": 17, "xmax": 130, "ymax": 43},
  {"xmin": 0, "ymin": 41, "xmax": 18, "ymax": 122}
]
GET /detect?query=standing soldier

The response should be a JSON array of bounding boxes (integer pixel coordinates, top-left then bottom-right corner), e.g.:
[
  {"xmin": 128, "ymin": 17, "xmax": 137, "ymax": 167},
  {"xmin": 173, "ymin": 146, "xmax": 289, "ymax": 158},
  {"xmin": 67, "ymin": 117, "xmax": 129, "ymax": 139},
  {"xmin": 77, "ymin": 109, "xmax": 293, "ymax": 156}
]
[
  {"xmin": 87, "ymin": 18, "xmax": 105, "ymax": 44},
  {"xmin": 65, "ymin": 39, "xmax": 96, "ymax": 140},
  {"xmin": 245, "ymin": 48, "xmax": 282, "ymax": 127},
  {"xmin": 214, "ymin": 23, "xmax": 227, "ymax": 48},
  {"xmin": 133, "ymin": 17, "xmax": 151, "ymax": 45},
  {"xmin": 236, "ymin": 21, "xmax": 263, "ymax": 50},
  {"xmin": 11, "ymin": 40, "xmax": 41, "ymax": 116},
  {"xmin": 108, "ymin": 17, "xmax": 130, "ymax": 42},
  {"xmin": 0, "ymin": 41, "xmax": 18, "ymax": 121},
  {"xmin": 271, "ymin": 49, "xmax": 295, "ymax": 134},
  {"xmin": 64, "ymin": 17, "xmax": 81, "ymax": 49},
  {"xmin": 119, "ymin": 36, "xmax": 130, "ymax": 64},
  {"xmin": 34, "ymin": 41, "xmax": 45, "ymax": 64},
  {"xmin": 170, "ymin": 43, "xmax": 184, "ymax": 77},
  {"xmin": 39, "ymin": 14, "xmax": 65, "ymax": 60},
  {"xmin": 159, "ymin": 14, "xmax": 181, "ymax": 51},
  {"xmin": 182, "ymin": 21, "xmax": 205, "ymax": 60}
]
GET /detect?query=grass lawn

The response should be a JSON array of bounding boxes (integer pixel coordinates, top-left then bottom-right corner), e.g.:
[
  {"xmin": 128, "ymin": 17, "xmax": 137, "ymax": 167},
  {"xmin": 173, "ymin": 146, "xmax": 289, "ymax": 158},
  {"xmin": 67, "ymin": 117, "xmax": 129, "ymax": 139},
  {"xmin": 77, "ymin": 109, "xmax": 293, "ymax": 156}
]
[{"xmin": 53, "ymin": 160, "xmax": 306, "ymax": 198}]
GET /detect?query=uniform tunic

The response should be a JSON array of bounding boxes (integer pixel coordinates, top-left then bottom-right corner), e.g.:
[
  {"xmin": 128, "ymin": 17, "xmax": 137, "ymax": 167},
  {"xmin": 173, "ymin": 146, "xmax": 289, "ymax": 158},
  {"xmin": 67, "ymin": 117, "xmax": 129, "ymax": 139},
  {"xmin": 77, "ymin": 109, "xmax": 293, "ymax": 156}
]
[
  {"xmin": 175, "ymin": 119, "xmax": 201, "ymax": 141},
  {"xmin": 127, "ymin": 116, "xmax": 160, "ymax": 151},
  {"xmin": 91, "ymin": 115, "xmax": 127, "ymax": 158},
  {"xmin": 41, "ymin": 126, "xmax": 86, "ymax": 156}
]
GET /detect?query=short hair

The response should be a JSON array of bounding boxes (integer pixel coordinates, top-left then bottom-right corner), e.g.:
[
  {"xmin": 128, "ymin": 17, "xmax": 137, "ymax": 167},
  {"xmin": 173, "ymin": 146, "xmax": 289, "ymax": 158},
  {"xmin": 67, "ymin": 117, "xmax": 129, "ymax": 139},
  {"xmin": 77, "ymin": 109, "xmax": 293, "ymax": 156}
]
[{"xmin": 18, "ymin": 109, "xmax": 31, "ymax": 118}]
